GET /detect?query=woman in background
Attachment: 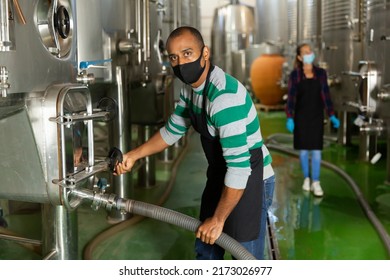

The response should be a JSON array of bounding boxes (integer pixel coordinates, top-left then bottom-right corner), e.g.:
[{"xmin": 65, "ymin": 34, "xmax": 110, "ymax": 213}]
[{"xmin": 285, "ymin": 43, "xmax": 340, "ymax": 197}]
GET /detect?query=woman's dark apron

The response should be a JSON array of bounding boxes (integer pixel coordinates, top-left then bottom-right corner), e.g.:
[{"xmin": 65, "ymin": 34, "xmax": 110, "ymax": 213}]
[
  {"xmin": 294, "ymin": 76, "xmax": 324, "ymax": 150},
  {"xmin": 188, "ymin": 65, "xmax": 263, "ymax": 242}
]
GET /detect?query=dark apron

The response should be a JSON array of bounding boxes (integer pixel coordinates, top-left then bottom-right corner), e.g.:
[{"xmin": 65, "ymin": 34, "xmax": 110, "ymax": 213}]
[
  {"xmin": 188, "ymin": 65, "xmax": 263, "ymax": 242},
  {"xmin": 294, "ymin": 77, "xmax": 324, "ymax": 150}
]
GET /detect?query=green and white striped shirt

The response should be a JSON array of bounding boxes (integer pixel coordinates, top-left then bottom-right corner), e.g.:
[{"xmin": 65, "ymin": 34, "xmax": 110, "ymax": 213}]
[{"xmin": 160, "ymin": 66, "xmax": 273, "ymax": 189}]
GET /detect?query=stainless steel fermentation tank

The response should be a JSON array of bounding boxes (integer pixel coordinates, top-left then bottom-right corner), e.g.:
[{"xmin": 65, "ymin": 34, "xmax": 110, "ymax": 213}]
[
  {"xmin": 252, "ymin": 0, "xmax": 388, "ymax": 170},
  {"xmin": 211, "ymin": 1, "xmax": 255, "ymax": 76},
  {"xmin": 365, "ymin": 0, "xmax": 390, "ymax": 181},
  {"xmin": 253, "ymin": 0, "xmax": 321, "ymax": 83},
  {"xmin": 254, "ymin": 0, "xmax": 297, "ymax": 65},
  {"xmin": 297, "ymin": 0, "xmax": 321, "ymax": 49},
  {"xmin": 254, "ymin": 0, "xmax": 362, "ymax": 108},
  {"xmin": 0, "ymin": 0, "xmax": 199, "ymax": 259},
  {"xmin": 321, "ymin": 0, "xmax": 366, "ymax": 147},
  {"xmin": 321, "ymin": 0, "xmax": 387, "ymax": 166},
  {"xmin": 211, "ymin": 0, "xmax": 322, "ymax": 105},
  {"xmin": 0, "ymin": 0, "xmax": 117, "ymax": 259},
  {"xmin": 255, "ymin": 0, "xmax": 291, "ymax": 45}
]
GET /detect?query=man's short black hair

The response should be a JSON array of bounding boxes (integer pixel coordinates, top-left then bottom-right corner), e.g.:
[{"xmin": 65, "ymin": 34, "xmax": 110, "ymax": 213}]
[{"xmin": 166, "ymin": 26, "xmax": 205, "ymax": 49}]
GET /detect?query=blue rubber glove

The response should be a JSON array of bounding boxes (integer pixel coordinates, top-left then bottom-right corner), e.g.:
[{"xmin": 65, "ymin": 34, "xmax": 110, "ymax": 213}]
[
  {"xmin": 330, "ymin": 115, "xmax": 340, "ymax": 129},
  {"xmin": 286, "ymin": 118, "xmax": 294, "ymax": 133}
]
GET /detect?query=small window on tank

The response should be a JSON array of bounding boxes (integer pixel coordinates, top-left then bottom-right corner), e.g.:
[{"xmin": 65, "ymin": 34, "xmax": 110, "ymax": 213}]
[{"xmin": 63, "ymin": 91, "xmax": 89, "ymax": 175}]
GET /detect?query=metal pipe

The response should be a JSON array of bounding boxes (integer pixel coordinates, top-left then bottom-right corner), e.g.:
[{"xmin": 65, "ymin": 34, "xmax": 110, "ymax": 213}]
[
  {"xmin": 387, "ymin": 129, "xmax": 390, "ymax": 183},
  {"xmin": 42, "ymin": 250, "xmax": 57, "ymax": 260},
  {"xmin": 49, "ymin": 110, "xmax": 112, "ymax": 125},
  {"xmin": 0, "ymin": 233, "xmax": 41, "ymax": 245},
  {"xmin": 316, "ymin": 0, "xmax": 322, "ymax": 53},
  {"xmin": 137, "ymin": 125, "xmax": 156, "ymax": 188},
  {"xmin": 296, "ymin": 0, "xmax": 301, "ymax": 44},
  {"xmin": 142, "ymin": 0, "xmax": 151, "ymax": 81},
  {"xmin": 136, "ymin": 0, "xmax": 142, "ymax": 65},
  {"xmin": 0, "ymin": 228, "xmax": 41, "ymax": 255},
  {"xmin": 0, "ymin": 66, "xmax": 10, "ymax": 97},
  {"xmin": 41, "ymin": 204, "xmax": 78, "ymax": 260},
  {"xmin": 356, "ymin": 0, "xmax": 364, "ymax": 43},
  {"xmin": 378, "ymin": 92, "xmax": 390, "ymax": 101},
  {"xmin": 0, "ymin": 0, "xmax": 11, "ymax": 51},
  {"xmin": 342, "ymin": 71, "xmax": 362, "ymax": 78},
  {"xmin": 360, "ymin": 122, "xmax": 385, "ymax": 135},
  {"xmin": 173, "ymin": 0, "xmax": 178, "ymax": 29},
  {"xmin": 143, "ymin": 0, "xmax": 150, "ymax": 62},
  {"xmin": 176, "ymin": 0, "xmax": 181, "ymax": 28},
  {"xmin": 107, "ymin": 66, "xmax": 132, "ymax": 223}
]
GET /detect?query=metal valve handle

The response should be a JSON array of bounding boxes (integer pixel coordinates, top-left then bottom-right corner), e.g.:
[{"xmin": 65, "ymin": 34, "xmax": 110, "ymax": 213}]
[
  {"xmin": 79, "ymin": 59, "xmax": 112, "ymax": 70},
  {"xmin": 107, "ymin": 147, "xmax": 123, "ymax": 172}
]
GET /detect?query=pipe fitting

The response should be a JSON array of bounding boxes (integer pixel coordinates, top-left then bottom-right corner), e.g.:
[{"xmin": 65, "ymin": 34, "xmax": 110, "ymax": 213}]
[
  {"xmin": 76, "ymin": 70, "xmax": 95, "ymax": 84},
  {"xmin": 380, "ymin": 35, "xmax": 390, "ymax": 41},
  {"xmin": 0, "ymin": 66, "xmax": 10, "ymax": 97},
  {"xmin": 378, "ymin": 85, "xmax": 390, "ymax": 101},
  {"xmin": 328, "ymin": 75, "xmax": 342, "ymax": 87},
  {"xmin": 91, "ymin": 192, "xmax": 118, "ymax": 212},
  {"xmin": 68, "ymin": 188, "xmax": 120, "ymax": 212},
  {"xmin": 118, "ymin": 38, "xmax": 141, "ymax": 53},
  {"xmin": 342, "ymin": 70, "xmax": 362, "ymax": 78},
  {"xmin": 360, "ymin": 120, "xmax": 385, "ymax": 135}
]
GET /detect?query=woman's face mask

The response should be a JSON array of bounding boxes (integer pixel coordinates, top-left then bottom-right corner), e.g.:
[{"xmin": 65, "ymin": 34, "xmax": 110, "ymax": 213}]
[
  {"xmin": 303, "ymin": 52, "xmax": 315, "ymax": 65},
  {"xmin": 172, "ymin": 47, "xmax": 205, "ymax": 84}
]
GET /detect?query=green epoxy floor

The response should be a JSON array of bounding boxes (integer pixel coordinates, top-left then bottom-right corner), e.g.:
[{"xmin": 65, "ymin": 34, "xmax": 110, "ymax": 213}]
[{"xmin": 1, "ymin": 111, "xmax": 390, "ymax": 260}]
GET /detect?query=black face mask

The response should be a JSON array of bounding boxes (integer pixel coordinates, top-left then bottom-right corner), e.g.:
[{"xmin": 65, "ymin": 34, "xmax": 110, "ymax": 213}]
[{"xmin": 172, "ymin": 47, "xmax": 206, "ymax": 84}]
